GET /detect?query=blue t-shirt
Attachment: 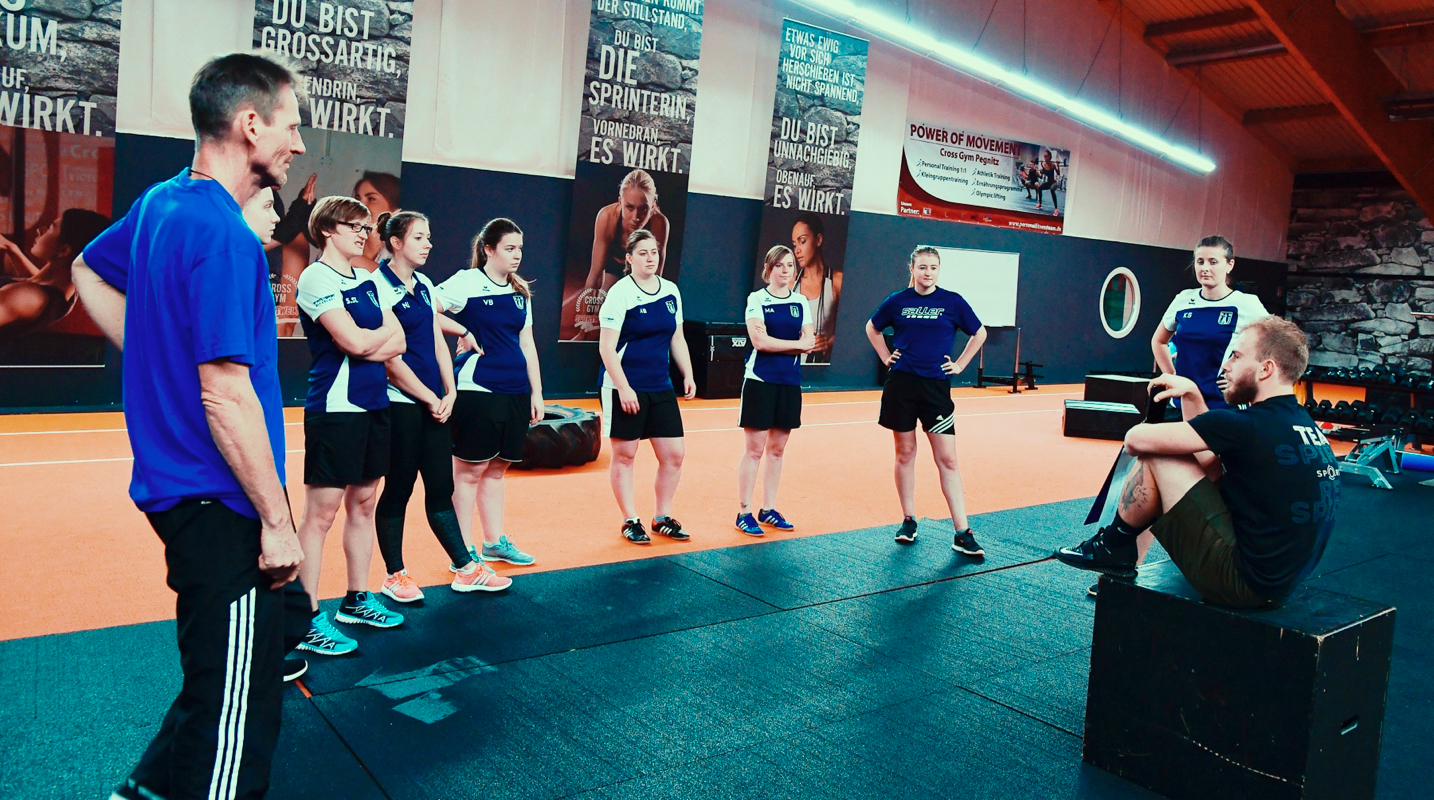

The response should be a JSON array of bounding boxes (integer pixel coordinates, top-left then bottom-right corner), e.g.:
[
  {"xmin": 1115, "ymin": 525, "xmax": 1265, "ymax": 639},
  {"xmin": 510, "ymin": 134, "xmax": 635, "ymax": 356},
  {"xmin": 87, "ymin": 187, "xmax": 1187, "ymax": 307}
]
[
  {"xmin": 373, "ymin": 262, "xmax": 445, "ymax": 404},
  {"xmin": 296, "ymin": 262, "xmax": 396, "ymax": 414},
  {"xmin": 744, "ymin": 288, "xmax": 811, "ymax": 385},
  {"xmin": 598, "ymin": 275, "xmax": 683, "ymax": 393},
  {"xmin": 435, "ymin": 269, "xmax": 534, "ymax": 395},
  {"xmin": 80, "ymin": 170, "xmax": 285, "ymax": 519},
  {"xmin": 869, "ymin": 287, "xmax": 983, "ymax": 381},
  {"xmin": 1162, "ymin": 288, "xmax": 1268, "ymax": 410}
]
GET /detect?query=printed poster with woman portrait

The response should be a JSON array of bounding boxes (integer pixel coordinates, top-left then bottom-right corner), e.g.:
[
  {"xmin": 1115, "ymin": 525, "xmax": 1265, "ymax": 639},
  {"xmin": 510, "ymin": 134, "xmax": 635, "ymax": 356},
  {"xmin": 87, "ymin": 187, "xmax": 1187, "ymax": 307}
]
[{"xmin": 752, "ymin": 20, "xmax": 866, "ymax": 365}]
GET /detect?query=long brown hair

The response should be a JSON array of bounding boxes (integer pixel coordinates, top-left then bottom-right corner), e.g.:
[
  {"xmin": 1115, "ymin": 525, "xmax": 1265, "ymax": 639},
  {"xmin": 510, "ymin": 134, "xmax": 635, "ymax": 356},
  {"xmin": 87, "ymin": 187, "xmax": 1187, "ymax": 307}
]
[{"xmin": 471, "ymin": 217, "xmax": 531, "ymax": 298}]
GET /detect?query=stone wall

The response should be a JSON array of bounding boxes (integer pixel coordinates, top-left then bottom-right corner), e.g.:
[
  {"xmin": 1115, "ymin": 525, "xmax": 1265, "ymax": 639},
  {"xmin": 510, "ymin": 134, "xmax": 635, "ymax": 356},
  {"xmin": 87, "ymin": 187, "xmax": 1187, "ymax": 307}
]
[{"xmin": 1283, "ymin": 183, "xmax": 1434, "ymax": 374}]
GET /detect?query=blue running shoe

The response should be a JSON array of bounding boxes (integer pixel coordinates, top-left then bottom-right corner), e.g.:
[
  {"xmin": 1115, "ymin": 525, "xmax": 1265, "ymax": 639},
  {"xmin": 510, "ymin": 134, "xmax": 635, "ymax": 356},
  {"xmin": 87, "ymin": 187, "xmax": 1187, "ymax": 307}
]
[
  {"xmin": 758, "ymin": 509, "xmax": 795, "ymax": 531},
  {"xmin": 335, "ymin": 591, "xmax": 405, "ymax": 628},
  {"xmin": 735, "ymin": 513, "xmax": 763, "ymax": 536},
  {"xmin": 296, "ymin": 614, "xmax": 357, "ymax": 655},
  {"xmin": 482, "ymin": 535, "xmax": 536, "ymax": 566}
]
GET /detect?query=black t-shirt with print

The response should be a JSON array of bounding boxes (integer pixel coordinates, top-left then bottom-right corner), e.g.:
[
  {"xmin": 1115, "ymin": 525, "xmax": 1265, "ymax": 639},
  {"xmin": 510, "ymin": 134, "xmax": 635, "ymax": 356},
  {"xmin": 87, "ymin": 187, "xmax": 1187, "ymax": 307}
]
[{"xmin": 1187, "ymin": 394, "xmax": 1340, "ymax": 599}]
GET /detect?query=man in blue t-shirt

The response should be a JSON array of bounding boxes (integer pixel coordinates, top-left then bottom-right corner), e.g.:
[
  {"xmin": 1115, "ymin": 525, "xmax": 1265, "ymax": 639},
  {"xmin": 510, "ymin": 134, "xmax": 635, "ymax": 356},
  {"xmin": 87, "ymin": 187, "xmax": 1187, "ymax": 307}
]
[
  {"xmin": 1054, "ymin": 317, "xmax": 1338, "ymax": 608},
  {"xmin": 74, "ymin": 54, "xmax": 306, "ymax": 800}
]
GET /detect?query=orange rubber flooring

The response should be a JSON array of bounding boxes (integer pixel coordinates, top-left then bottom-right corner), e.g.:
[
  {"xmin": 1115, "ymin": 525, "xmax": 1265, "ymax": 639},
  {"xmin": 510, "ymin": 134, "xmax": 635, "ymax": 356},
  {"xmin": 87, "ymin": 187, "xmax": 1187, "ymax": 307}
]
[{"xmin": 0, "ymin": 383, "xmax": 1364, "ymax": 642}]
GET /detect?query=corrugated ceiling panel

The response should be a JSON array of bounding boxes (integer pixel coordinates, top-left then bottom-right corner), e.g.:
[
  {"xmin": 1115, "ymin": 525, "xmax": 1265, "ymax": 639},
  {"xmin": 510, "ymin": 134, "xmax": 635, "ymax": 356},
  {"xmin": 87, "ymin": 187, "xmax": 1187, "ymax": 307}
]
[
  {"xmin": 1200, "ymin": 56, "xmax": 1329, "ymax": 110},
  {"xmin": 1375, "ymin": 44, "xmax": 1434, "ymax": 92},
  {"xmin": 1125, "ymin": 0, "xmax": 1248, "ymax": 22},
  {"xmin": 1265, "ymin": 116, "xmax": 1372, "ymax": 161},
  {"xmin": 1158, "ymin": 21, "xmax": 1272, "ymax": 51}
]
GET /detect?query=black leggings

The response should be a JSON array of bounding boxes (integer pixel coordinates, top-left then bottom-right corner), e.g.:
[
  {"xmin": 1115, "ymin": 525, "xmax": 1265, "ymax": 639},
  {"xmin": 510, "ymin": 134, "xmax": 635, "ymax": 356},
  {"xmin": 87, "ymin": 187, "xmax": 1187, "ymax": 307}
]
[{"xmin": 375, "ymin": 402, "xmax": 472, "ymax": 573}]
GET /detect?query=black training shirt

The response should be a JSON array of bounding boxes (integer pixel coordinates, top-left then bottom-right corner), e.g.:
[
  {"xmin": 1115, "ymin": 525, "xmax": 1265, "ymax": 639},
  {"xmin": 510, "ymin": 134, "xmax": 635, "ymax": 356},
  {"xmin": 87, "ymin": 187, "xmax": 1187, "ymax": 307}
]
[{"xmin": 1187, "ymin": 394, "xmax": 1339, "ymax": 599}]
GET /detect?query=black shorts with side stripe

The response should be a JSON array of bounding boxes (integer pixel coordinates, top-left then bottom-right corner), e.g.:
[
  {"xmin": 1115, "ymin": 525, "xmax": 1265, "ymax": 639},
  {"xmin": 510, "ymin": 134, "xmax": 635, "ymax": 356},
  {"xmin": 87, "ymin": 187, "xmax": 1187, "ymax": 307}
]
[
  {"xmin": 452, "ymin": 391, "xmax": 530, "ymax": 462},
  {"xmin": 739, "ymin": 379, "xmax": 802, "ymax": 430},
  {"xmin": 603, "ymin": 388, "xmax": 684, "ymax": 440},
  {"xmin": 878, "ymin": 371, "xmax": 956, "ymax": 435}
]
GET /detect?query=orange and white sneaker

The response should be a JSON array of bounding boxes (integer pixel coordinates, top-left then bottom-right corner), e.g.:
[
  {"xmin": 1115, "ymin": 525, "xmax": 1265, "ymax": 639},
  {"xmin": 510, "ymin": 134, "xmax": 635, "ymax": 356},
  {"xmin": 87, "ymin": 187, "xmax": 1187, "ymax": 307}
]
[
  {"xmin": 451, "ymin": 562, "xmax": 512, "ymax": 593},
  {"xmin": 381, "ymin": 570, "xmax": 425, "ymax": 603}
]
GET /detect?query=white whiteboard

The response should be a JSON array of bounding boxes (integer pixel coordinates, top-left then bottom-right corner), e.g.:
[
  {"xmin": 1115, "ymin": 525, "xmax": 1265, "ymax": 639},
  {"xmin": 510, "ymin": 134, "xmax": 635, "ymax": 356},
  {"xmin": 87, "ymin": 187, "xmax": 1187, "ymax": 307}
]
[{"xmin": 928, "ymin": 247, "xmax": 1020, "ymax": 328}]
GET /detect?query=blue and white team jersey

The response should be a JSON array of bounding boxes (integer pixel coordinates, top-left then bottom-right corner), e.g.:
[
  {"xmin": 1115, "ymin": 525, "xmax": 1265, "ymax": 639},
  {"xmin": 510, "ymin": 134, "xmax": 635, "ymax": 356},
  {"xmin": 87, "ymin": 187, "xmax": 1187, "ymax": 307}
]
[
  {"xmin": 435, "ymin": 269, "xmax": 533, "ymax": 394},
  {"xmin": 1162, "ymin": 288, "xmax": 1268, "ymax": 409},
  {"xmin": 869, "ymin": 287, "xmax": 983, "ymax": 381},
  {"xmin": 297, "ymin": 262, "xmax": 397, "ymax": 414},
  {"xmin": 80, "ymin": 169, "xmax": 285, "ymax": 519},
  {"xmin": 598, "ymin": 275, "xmax": 683, "ymax": 392},
  {"xmin": 744, "ymin": 288, "xmax": 811, "ymax": 385},
  {"xmin": 372, "ymin": 262, "xmax": 444, "ymax": 404}
]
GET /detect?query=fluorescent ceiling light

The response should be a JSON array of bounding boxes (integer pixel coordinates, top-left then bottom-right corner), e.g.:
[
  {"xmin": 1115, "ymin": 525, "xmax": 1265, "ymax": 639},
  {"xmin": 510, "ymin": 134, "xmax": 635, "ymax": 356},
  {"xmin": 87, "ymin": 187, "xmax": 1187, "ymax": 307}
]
[{"xmin": 789, "ymin": 0, "xmax": 1217, "ymax": 174}]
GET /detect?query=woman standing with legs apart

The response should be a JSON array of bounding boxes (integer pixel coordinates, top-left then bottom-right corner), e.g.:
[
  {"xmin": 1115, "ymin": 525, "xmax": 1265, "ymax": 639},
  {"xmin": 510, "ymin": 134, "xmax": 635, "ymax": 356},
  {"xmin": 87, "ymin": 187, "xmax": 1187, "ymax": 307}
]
[
  {"xmin": 370, "ymin": 211, "xmax": 512, "ymax": 601},
  {"xmin": 866, "ymin": 246, "xmax": 988, "ymax": 555},
  {"xmin": 294, "ymin": 197, "xmax": 408, "ymax": 657},
  {"xmin": 599, "ymin": 229, "xmax": 698, "ymax": 545},
  {"xmin": 735, "ymin": 245, "xmax": 814, "ymax": 536},
  {"xmin": 436, "ymin": 219, "xmax": 543, "ymax": 570}
]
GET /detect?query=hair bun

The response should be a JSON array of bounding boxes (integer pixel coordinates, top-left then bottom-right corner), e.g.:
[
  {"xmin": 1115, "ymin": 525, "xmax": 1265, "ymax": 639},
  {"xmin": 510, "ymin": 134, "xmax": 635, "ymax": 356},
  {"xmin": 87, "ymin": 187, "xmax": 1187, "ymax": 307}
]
[{"xmin": 375, "ymin": 211, "xmax": 393, "ymax": 237}]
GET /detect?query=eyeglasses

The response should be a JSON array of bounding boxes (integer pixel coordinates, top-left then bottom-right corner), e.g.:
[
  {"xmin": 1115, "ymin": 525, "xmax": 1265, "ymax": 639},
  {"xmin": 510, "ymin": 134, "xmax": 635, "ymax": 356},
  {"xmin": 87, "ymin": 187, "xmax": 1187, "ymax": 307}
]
[{"xmin": 341, "ymin": 222, "xmax": 374, "ymax": 235}]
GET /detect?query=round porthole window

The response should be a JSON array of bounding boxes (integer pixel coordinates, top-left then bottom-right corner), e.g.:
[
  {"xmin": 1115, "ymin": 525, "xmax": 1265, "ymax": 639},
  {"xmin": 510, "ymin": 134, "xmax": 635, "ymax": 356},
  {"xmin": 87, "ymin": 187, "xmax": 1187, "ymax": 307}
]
[{"xmin": 1099, "ymin": 267, "xmax": 1140, "ymax": 339}]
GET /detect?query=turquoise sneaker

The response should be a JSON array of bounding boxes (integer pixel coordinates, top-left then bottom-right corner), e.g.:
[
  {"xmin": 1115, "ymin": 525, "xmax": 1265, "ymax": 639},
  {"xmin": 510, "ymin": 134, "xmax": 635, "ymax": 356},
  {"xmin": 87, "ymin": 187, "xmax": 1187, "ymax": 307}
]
[
  {"xmin": 481, "ymin": 535, "xmax": 536, "ymax": 566},
  {"xmin": 335, "ymin": 591, "xmax": 405, "ymax": 628},
  {"xmin": 735, "ymin": 513, "xmax": 763, "ymax": 536},
  {"xmin": 296, "ymin": 614, "xmax": 358, "ymax": 656},
  {"xmin": 758, "ymin": 509, "xmax": 795, "ymax": 531}
]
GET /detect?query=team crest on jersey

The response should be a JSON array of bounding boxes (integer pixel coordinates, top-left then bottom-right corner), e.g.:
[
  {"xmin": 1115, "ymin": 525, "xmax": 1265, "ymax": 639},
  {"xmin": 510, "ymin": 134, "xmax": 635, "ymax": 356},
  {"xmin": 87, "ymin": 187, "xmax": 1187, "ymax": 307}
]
[
  {"xmin": 790, "ymin": 306, "xmax": 800, "ymax": 317},
  {"xmin": 1218, "ymin": 311, "xmax": 1234, "ymax": 325},
  {"xmin": 514, "ymin": 296, "xmax": 525, "ymax": 310},
  {"xmin": 366, "ymin": 289, "xmax": 378, "ymax": 306},
  {"xmin": 666, "ymin": 299, "xmax": 676, "ymax": 314}
]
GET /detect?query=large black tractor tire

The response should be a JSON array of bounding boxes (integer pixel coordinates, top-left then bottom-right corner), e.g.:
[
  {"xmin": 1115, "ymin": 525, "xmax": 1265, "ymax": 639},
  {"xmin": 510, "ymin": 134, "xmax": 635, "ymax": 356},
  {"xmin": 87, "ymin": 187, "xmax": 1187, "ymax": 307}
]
[{"xmin": 514, "ymin": 405, "xmax": 602, "ymax": 470}]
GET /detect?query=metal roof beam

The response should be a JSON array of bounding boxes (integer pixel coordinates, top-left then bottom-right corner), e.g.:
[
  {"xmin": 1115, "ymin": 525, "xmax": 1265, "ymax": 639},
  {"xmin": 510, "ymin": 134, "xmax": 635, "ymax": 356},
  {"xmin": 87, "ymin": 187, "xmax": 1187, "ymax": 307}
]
[
  {"xmin": 1366, "ymin": 19, "xmax": 1434, "ymax": 49},
  {"xmin": 1145, "ymin": 9, "xmax": 1259, "ymax": 40},
  {"xmin": 1166, "ymin": 38, "xmax": 1286, "ymax": 67},
  {"xmin": 1247, "ymin": 0, "xmax": 1434, "ymax": 216}
]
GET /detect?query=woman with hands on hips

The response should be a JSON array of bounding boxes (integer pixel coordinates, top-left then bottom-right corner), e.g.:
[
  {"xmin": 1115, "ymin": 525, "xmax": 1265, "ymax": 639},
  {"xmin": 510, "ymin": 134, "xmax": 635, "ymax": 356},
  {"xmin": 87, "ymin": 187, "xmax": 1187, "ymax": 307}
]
[{"xmin": 598, "ymin": 229, "xmax": 697, "ymax": 546}]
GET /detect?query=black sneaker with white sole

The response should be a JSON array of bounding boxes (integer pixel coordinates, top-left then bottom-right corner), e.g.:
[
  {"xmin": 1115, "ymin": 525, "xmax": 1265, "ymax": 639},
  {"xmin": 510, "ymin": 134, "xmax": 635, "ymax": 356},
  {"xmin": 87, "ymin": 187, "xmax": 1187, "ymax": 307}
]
[
  {"xmin": 621, "ymin": 518, "xmax": 651, "ymax": 545},
  {"xmin": 894, "ymin": 516, "xmax": 919, "ymax": 544},
  {"xmin": 284, "ymin": 657, "xmax": 308, "ymax": 682},
  {"xmin": 952, "ymin": 528, "xmax": 984, "ymax": 557},
  {"xmin": 652, "ymin": 516, "xmax": 690, "ymax": 541},
  {"xmin": 1053, "ymin": 526, "xmax": 1138, "ymax": 578}
]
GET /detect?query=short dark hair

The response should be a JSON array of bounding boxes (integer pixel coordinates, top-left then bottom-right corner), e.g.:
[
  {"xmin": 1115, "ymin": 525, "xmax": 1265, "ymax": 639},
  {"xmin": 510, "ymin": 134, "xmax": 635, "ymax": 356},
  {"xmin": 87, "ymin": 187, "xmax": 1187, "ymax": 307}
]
[
  {"xmin": 1243, "ymin": 316, "xmax": 1309, "ymax": 383},
  {"xmin": 308, "ymin": 196, "xmax": 369, "ymax": 245},
  {"xmin": 189, "ymin": 53, "xmax": 297, "ymax": 141},
  {"xmin": 57, "ymin": 209, "xmax": 111, "ymax": 253}
]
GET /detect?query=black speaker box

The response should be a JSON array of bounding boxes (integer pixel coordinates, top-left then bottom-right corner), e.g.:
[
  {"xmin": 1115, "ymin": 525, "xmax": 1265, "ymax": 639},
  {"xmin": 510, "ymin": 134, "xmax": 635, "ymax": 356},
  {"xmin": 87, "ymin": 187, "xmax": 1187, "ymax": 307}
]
[
  {"xmin": 1063, "ymin": 400, "xmax": 1143, "ymax": 440},
  {"xmin": 1084, "ymin": 561, "xmax": 1395, "ymax": 800},
  {"xmin": 682, "ymin": 321, "xmax": 747, "ymax": 399},
  {"xmin": 1084, "ymin": 373, "xmax": 1151, "ymax": 412}
]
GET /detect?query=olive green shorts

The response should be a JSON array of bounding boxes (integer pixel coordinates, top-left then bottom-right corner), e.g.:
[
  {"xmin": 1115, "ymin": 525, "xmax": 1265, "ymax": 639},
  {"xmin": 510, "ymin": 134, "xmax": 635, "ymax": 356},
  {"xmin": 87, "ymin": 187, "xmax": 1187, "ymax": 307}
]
[{"xmin": 1150, "ymin": 478, "xmax": 1269, "ymax": 609}]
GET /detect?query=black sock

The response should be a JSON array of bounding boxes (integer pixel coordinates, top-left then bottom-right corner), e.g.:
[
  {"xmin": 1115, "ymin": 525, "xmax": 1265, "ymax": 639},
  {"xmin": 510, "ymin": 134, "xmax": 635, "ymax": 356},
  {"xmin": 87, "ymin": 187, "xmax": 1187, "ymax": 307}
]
[
  {"xmin": 1103, "ymin": 512, "xmax": 1143, "ymax": 547},
  {"xmin": 343, "ymin": 590, "xmax": 362, "ymax": 606}
]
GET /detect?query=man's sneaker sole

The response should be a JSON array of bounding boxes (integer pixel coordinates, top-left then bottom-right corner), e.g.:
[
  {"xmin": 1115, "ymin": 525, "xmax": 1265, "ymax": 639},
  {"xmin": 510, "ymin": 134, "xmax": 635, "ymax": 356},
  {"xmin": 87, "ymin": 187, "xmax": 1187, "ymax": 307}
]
[
  {"xmin": 735, "ymin": 523, "xmax": 765, "ymax": 537},
  {"xmin": 296, "ymin": 640, "xmax": 356, "ymax": 656},
  {"xmin": 1052, "ymin": 549, "xmax": 1137, "ymax": 578},
  {"xmin": 1086, "ymin": 582, "xmax": 1100, "ymax": 598},
  {"xmin": 283, "ymin": 658, "xmax": 308, "ymax": 682},
  {"xmin": 334, "ymin": 610, "xmax": 404, "ymax": 629},
  {"xmin": 380, "ymin": 585, "xmax": 425, "ymax": 603}
]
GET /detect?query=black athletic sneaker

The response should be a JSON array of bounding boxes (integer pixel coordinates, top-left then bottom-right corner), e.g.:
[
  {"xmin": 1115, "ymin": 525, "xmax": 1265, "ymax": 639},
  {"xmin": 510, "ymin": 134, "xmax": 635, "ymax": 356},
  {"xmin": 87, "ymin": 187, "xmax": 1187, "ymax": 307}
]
[
  {"xmin": 284, "ymin": 657, "xmax": 308, "ymax": 683},
  {"xmin": 1053, "ymin": 526, "xmax": 1138, "ymax": 578},
  {"xmin": 1086, "ymin": 582, "xmax": 1099, "ymax": 598},
  {"xmin": 652, "ymin": 516, "xmax": 691, "ymax": 541},
  {"xmin": 952, "ymin": 528, "xmax": 984, "ymax": 557},
  {"xmin": 894, "ymin": 516, "xmax": 918, "ymax": 544},
  {"xmin": 621, "ymin": 518, "xmax": 651, "ymax": 545}
]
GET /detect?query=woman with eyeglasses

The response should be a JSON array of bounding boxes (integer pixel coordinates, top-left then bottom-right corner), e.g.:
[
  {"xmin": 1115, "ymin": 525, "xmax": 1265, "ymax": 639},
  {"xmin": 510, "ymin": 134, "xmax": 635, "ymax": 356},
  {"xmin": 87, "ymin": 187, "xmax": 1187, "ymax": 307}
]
[{"xmin": 292, "ymin": 196, "xmax": 408, "ymax": 657}]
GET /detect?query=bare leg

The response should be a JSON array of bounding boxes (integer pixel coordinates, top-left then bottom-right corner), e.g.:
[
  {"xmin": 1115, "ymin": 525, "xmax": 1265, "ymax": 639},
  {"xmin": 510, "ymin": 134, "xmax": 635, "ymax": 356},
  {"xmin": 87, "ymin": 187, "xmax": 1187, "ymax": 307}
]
[
  {"xmin": 737, "ymin": 428, "xmax": 767, "ymax": 514},
  {"xmin": 609, "ymin": 438, "xmax": 640, "ymax": 520},
  {"xmin": 926, "ymin": 432, "xmax": 969, "ymax": 531},
  {"xmin": 893, "ymin": 431, "xmax": 918, "ymax": 517},
  {"xmin": 476, "ymin": 458, "xmax": 511, "ymax": 545},
  {"xmin": 341, "ymin": 480, "xmax": 380, "ymax": 594},
  {"xmin": 761, "ymin": 429, "xmax": 791, "ymax": 510},
  {"xmin": 650, "ymin": 437, "xmax": 685, "ymax": 518},
  {"xmin": 296, "ymin": 485, "xmax": 345, "ymax": 611},
  {"xmin": 452, "ymin": 457, "xmax": 484, "ymax": 550}
]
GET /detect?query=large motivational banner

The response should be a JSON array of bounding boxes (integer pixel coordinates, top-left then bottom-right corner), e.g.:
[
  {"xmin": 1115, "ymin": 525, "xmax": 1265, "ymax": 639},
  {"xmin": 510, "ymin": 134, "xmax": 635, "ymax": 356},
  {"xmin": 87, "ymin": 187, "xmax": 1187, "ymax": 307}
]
[
  {"xmin": 752, "ymin": 19, "xmax": 866, "ymax": 366},
  {"xmin": 0, "ymin": 1, "xmax": 122, "ymax": 368},
  {"xmin": 898, "ymin": 122, "xmax": 1071, "ymax": 234},
  {"xmin": 253, "ymin": 1, "xmax": 409, "ymax": 336},
  {"xmin": 254, "ymin": 0, "xmax": 411, "ymax": 139},
  {"xmin": 559, "ymin": 0, "xmax": 704, "ymax": 342}
]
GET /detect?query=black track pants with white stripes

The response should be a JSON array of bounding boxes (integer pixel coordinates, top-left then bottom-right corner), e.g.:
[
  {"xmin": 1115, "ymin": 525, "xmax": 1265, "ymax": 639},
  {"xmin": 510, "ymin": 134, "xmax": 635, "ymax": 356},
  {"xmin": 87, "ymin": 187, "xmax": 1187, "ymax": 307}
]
[{"xmin": 122, "ymin": 500, "xmax": 285, "ymax": 800}]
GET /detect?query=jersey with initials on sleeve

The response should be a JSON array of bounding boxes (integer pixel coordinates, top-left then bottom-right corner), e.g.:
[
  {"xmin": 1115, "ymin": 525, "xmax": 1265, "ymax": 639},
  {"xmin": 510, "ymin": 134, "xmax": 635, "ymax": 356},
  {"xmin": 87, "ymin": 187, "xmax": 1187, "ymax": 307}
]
[
  {"xmin": 744, "ymin": 288, "xmax": 811, "ymax": 385},
  {"xmin": 435, "ymin": 268, "xmax": 533, "ymax": 395},
  {"xmin": 1162, "ymin": 288, "xmax": 1268, "ymax": 409},
  {"xmin": 296, "ymin": 263, "xmax": 396, "ymax": 413},
  {"xmin": 373, "ymin": 262, "xmax": 444, "ymax": 404},
  {"xmin": 869, "ymin": 287, "xmax": 983, "ymax": 381},
  {"xmin": 1187, "ymin": 395, "xmax": 1339, "ymax": 599},
  {"xmin": 598, "ymin": 276, "xmax": 683, "ymax": 392}
]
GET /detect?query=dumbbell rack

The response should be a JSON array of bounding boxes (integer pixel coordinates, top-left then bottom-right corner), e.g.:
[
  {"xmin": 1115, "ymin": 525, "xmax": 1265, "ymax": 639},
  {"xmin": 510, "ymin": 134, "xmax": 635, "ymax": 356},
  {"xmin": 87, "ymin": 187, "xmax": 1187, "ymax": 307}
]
[{"xmin": 1299, "ymin": 369, "xmax": 1434, "ymax": 489}]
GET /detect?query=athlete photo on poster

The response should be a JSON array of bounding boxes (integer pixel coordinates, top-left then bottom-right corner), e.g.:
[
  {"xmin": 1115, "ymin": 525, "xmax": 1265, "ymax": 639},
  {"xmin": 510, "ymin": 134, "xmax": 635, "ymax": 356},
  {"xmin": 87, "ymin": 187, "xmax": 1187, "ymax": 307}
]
[
  {"xmin": 559, "ymin": 161, "xmax": 689, "ymax": 341},
  {"xmin": 0, "ymin": 129, "xmax": 114, "ymax": 367},
  {"xmin": 754, "ymin": 207, "xmax": 848, "ymax": 365}
]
